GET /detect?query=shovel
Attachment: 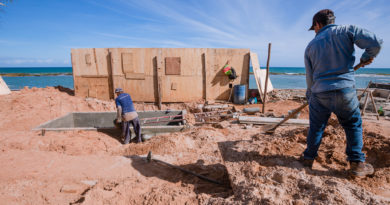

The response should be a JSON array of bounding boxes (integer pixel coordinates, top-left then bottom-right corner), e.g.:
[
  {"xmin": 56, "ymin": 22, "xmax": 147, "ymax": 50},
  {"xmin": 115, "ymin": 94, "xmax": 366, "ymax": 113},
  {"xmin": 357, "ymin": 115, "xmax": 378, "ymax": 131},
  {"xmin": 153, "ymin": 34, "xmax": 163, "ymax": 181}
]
[{"xmin": 263, "ymin": 62, "xmax": 364, "ymax": 134}]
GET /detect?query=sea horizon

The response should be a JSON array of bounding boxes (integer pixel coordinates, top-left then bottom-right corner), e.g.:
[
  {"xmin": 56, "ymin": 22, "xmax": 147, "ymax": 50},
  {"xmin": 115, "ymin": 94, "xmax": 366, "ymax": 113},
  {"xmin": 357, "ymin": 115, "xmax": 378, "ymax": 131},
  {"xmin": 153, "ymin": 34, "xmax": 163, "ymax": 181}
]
[{"xmin": 1, "ymin": 66, "xmax": 389, "ymax": 90}]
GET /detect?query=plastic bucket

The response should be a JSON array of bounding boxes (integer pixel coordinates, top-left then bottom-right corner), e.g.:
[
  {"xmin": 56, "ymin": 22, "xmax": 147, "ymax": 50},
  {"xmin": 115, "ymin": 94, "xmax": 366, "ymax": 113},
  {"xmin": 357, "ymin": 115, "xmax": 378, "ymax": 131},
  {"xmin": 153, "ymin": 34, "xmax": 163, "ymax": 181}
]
[{"xmin": 233, "ymin": 85, "xmax": 246, "ymax": 104}]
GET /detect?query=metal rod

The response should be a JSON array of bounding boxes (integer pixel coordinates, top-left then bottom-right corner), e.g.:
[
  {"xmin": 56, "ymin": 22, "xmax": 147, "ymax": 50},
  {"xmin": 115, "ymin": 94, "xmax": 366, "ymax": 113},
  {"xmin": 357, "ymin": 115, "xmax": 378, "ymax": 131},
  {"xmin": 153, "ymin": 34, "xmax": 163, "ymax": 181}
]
[
  {"xmin": 262, "ymin": 43, "xmax": 272, "ymax": 113},
  {"xmin": 146, "ymin": 151, "xmax": 223, "ymax": 185}
]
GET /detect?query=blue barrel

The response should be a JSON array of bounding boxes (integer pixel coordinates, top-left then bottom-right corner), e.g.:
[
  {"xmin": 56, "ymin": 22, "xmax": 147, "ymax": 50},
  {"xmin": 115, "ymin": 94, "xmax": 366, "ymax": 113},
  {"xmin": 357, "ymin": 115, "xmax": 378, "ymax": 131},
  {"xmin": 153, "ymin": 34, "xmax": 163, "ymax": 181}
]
[{"xmin": 233, "ymin": 85, "xmax": 246, "ymax": 104}]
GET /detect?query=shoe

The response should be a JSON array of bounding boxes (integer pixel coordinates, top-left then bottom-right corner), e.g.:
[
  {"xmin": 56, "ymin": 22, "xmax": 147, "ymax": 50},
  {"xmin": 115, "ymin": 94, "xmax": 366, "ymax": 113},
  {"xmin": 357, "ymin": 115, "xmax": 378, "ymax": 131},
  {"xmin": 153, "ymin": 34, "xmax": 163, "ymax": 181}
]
[
  {"xmin": 349, "ymin": 161, "xmax": 374, "ymax": 177},
  {"xmin": 299, "ymin": 156, "xmax": 314, "ymax": 169}
]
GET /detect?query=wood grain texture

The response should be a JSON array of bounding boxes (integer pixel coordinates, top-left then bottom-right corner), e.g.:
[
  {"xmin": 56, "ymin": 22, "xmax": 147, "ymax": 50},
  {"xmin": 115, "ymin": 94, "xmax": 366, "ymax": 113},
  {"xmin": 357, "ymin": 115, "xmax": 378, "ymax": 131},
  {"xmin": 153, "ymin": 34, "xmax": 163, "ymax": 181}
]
[{"xmin": 72, "ymin": 48, "xmax": 250, "ymax": 102}]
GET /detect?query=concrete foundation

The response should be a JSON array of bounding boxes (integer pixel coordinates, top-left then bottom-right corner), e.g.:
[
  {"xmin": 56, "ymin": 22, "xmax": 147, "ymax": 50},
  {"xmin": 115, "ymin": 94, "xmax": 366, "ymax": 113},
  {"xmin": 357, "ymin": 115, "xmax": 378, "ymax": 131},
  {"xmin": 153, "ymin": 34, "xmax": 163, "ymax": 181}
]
[{"xmin": 34, "ymin": 110, "xmax": 187, "ymax": 135}]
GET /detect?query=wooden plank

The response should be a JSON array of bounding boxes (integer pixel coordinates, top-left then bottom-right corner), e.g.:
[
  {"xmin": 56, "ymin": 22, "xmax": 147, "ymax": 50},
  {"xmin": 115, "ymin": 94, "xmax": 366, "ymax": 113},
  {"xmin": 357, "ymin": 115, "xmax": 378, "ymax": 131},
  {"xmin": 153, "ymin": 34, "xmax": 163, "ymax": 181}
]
[
  {"xmin": 125, "ymin": 73, "xmax": 145, "ymax": 80},
  {"xmin": 249, "ymin": 52, "xmax": 264, "ymax": 99},
  {"xmin": 238, "ymin": 116, "xmax": 309, "ymax": 126},
  {"xmin": 250, "ymin": 52, "xmax": 273, "ymax": 98},
  {"xmin": 157, "ymin": 49, "xmax": 163, "ymax": 109},
  {"xmin": 202, "ymin": 53, "xmax": 207, "ymax": 100}
]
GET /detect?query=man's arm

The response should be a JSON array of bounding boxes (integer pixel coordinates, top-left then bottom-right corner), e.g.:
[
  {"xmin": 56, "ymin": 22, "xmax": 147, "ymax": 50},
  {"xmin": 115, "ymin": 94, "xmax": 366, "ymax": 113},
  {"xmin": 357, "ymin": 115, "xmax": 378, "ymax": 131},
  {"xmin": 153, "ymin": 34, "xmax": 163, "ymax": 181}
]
[
  {"xmin": 350, "ymin": 25, "xmax": 383, "ymax": 65},
  {"xmin": 116, "ymin": 106, "xmax": 122, "ymax": 123},
  {"xmin": 304, "ymin": 48, "xmax": 313, "ymax": 101},
  {"xmin": 115, "ymin": 98, "xmax": 122, "ymax": 123}
]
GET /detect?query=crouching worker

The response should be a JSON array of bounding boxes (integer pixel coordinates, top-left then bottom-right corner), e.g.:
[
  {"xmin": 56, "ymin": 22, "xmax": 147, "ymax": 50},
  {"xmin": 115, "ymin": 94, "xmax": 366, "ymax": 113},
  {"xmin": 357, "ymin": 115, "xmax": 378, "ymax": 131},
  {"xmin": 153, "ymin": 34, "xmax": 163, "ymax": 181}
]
[{"xmin": 114, "ymin": 88, "xmax": 142, "ymax": 144}]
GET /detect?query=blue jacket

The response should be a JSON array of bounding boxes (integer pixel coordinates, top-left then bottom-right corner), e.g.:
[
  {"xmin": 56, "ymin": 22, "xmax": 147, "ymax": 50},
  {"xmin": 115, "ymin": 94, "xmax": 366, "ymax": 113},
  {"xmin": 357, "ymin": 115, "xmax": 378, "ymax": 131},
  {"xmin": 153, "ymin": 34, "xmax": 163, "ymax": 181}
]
[
  {"xmin": 115, "ymin": 93, "xmax": 136, "ymax": 114},
  {"xmin": 305, "ymin": 24, "xmax": 382, "ymax": 98}
]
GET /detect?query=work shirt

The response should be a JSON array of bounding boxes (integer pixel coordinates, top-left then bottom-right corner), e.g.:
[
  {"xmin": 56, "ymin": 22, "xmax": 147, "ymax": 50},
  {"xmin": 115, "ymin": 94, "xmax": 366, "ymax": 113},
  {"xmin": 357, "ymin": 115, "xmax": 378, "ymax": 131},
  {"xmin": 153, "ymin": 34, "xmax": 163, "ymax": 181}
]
[
  {"xmin": 115, "ymin": 93, "xmax": 136, "ymax": 114},
  {"xmin": 305, "ymin": 24, "xmax": 382, "ymax": 97}
]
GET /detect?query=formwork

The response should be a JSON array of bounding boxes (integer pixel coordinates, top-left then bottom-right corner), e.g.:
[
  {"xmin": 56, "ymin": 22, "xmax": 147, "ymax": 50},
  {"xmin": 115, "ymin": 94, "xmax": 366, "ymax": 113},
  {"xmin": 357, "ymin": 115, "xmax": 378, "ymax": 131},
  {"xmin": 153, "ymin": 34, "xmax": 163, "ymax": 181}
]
[
  {"xmin": 71, "ymin": 48, "xmax": 251, "ymax": 102},
  {"xmin": 34, "ymin": 110, "xmax": 186, "ymax": 135}
]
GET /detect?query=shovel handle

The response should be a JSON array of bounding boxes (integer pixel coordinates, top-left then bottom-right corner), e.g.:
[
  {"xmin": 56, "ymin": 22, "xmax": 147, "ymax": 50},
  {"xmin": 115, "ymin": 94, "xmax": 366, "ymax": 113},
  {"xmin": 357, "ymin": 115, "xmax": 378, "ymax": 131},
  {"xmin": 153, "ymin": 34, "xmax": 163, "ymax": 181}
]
[
  {"xmin": 265, "ymin": 63, "xmax": 364, "ymax": 134},
  {"xmin": 266, "ymin": 102, "xmax": 309, "ymax": 133},
  {"xmin": 354, "ymin": 62, "xmax": 364, "ymax": 71}
]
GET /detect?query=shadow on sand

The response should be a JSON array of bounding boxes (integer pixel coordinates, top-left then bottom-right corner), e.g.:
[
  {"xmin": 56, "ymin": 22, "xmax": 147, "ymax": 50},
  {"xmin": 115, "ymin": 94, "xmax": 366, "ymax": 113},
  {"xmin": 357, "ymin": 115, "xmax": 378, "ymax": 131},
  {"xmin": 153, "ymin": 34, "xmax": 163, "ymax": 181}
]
[{"xmin": 127, "ymin": 155, "xmax": 233, "ymax": 197}]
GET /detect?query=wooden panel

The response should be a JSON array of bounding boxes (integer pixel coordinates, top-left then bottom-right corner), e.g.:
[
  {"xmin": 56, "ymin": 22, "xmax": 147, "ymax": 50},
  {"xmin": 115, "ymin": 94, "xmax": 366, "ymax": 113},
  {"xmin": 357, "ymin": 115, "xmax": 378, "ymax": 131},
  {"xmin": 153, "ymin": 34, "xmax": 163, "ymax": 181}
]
[
  {"xmin": 161, "ymin": 76, "xmax": 203, "ymax": 102},
  {"xmin": 94, "ymin": 48, "xmax": 110, "ymax": 76},
  {"xmin": 122, "ymin": 53, "xmax": 134, "ymax": 73},
  {"xmin": 71, "ymin": 48, "xmax": 98, "ymax": 77},
  {"xmin": 112, "ymin": 76, "xmax": 155, "ymax": 102},
  {"xmin": 165, "ymin": 57, "xmax": 181, "ymax": 75},
  {"xmin": 205, "ymin": 48, "xmax": 250, "ymax": 101},
  {"xmin": 73, "ymin": 76, "xmax": 110, "ymax": 100},
  {"xmin": 72, "ymin": 48, "xmax": 250, "ymax": 102},
  {"xmin": 250, "ymin": 52, "xmax": 273, "ymax": 98},
  {"xmin": 159, "ymin": 48, "xmax": 205, "ymax": 102}
]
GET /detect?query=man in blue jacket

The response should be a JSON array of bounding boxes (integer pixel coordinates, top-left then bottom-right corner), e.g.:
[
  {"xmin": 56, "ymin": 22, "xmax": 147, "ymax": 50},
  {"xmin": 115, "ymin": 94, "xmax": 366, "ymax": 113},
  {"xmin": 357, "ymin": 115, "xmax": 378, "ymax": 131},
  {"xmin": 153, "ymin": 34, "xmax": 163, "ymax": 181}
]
[
  {"xmin": 302, "ymin": 9, "xmax": 382, "ymax": 177},
  {"xmin": 115, "ymin": 88, "xmax": 142, "ymax": 144}
]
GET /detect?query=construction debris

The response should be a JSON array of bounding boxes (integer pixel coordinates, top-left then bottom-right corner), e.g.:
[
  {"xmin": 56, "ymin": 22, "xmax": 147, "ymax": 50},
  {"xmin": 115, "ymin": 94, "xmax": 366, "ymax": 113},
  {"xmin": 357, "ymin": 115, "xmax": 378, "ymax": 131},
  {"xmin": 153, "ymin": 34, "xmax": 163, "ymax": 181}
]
[
  {"xmin": 238, "ymin": 116, "xmax": 309, "ymax": 126},
  {"xmin": 0, "ymin": 76, "xmax": 11, "ymax": 95}
]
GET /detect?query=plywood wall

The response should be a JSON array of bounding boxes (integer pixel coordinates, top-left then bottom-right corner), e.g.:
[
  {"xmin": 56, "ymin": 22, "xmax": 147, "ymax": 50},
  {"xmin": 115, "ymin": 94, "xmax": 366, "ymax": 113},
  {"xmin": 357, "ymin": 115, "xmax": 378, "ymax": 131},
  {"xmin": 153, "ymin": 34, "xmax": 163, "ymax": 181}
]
[{"xmin": 71, "ymin": 48, "xmax": 250, "ymax": 102}]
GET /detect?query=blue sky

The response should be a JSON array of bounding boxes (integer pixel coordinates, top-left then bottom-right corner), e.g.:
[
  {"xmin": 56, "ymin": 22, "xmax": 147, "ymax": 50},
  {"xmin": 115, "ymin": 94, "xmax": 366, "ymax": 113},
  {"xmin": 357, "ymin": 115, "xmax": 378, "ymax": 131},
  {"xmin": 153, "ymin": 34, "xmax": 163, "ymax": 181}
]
[{"xmin": 0, "ymin": 0, "xmax": 388, "ymax": 68}]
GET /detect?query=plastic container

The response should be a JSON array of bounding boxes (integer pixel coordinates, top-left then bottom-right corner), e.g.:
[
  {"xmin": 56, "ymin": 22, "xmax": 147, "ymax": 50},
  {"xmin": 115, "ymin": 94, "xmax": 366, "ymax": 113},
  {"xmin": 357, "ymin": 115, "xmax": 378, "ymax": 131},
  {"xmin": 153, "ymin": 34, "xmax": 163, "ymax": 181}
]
[{"xmin": 233, "ymin": 85, "xmax": 246, "ymax": 104}]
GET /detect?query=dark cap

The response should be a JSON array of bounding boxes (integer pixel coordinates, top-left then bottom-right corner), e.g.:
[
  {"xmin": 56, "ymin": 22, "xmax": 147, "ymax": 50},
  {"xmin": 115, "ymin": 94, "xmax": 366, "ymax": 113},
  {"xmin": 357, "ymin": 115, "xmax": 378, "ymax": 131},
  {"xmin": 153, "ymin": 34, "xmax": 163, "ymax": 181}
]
[
  {"xmin": 309, "ymin": 9, "xmax": 335, "ymax": 30},
  {"xmin": 115, "ymin": 88, "xmax": 123, "ymax": 93}
]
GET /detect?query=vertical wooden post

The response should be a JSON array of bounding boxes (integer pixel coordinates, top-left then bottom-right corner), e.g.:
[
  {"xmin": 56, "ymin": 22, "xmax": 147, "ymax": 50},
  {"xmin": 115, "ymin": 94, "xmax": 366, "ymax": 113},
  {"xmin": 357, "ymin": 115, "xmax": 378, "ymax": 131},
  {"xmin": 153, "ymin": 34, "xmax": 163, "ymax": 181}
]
[
  {"xmin": 262, "ymin": 43, "xmax": 272, "ymax": 113},
  {"xmin": 156, "ymin": 49, "xmax": 163, "ymax": 110},
  {"xmin": 107, "ymin": 50, "xmax": 115, "ymax": 99},
  {"xmin": 202, "ymin": 53, "xmax": 207, "ymax": 100}
]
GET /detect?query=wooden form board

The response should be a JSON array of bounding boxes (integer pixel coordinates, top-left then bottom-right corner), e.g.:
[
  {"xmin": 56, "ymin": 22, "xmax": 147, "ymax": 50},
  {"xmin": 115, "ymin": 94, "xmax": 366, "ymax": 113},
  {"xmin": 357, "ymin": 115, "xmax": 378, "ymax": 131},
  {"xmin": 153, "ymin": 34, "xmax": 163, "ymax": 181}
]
[
  {"xmin": 239, "ymin": 116, "xmax": 309, "ymax": 126},
  {"xmin": 249, "ymin": 52, "xmax": 273, "ymax": 98},
  {"xmin": 71, "ymin": 48, "xmax": 250, "ymax": 102},
  {"xmin": 0, "ymin": 76, "xmax": 11, "ymax": 95}
]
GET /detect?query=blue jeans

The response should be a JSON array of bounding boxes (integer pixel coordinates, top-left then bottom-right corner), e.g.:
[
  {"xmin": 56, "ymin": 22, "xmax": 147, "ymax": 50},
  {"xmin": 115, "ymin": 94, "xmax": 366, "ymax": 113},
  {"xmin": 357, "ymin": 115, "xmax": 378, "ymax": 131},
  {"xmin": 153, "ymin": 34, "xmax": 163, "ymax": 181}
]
[
  {"xmin": 303, "ymin": 87, "xmax": 365, "ymax": 162},
  {"xmin": 122, "ymin": 117, "xmax": 142, "ymax": 144}
]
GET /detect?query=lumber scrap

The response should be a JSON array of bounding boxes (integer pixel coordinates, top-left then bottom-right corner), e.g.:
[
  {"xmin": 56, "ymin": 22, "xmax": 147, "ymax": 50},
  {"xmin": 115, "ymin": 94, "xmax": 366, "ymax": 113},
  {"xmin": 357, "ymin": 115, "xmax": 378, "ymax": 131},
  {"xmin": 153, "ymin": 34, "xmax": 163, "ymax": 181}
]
[
  {"xmin": 0, "ymin": 76, "xmax": 11, "ymax": 95},
  {"xmin": 238, "ymin": 116, "xmax": 309, "ymax": 126},
  {"xmin": 249, "ymin": 52, "xmax": 273, "ymax": 100}
]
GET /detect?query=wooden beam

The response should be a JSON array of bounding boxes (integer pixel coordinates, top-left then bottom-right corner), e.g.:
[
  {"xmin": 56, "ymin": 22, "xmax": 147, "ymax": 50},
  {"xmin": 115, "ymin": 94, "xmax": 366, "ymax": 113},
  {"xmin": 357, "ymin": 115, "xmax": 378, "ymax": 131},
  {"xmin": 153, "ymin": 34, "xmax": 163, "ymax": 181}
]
[{"xmin": 238, "ymin": 116, "xmax": 309, "ymax": 126}]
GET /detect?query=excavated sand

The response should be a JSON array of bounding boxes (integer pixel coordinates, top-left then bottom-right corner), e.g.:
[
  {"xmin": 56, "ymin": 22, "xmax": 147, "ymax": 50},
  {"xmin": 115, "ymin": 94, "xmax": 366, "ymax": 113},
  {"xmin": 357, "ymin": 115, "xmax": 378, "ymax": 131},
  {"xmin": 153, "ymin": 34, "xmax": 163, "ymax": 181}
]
[{"xmin": 0, "ymin": 87, "xmax": 389, "ymax": 204}]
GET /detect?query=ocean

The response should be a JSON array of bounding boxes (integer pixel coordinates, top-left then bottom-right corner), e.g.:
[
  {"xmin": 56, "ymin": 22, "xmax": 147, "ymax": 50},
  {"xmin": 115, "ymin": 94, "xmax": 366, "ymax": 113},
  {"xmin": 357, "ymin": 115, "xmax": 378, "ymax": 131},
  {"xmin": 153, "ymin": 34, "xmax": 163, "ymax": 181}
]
[{"xmin": 1, "ymin": 66, "xmax": 389, "ymax": 90}]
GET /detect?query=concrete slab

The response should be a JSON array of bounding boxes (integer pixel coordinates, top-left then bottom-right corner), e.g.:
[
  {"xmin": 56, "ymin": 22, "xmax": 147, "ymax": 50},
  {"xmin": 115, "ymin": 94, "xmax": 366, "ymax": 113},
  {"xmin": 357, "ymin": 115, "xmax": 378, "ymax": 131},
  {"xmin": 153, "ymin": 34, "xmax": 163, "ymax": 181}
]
[{"xmin": 34, "ymin": 110, "xmax": 187, "ymax": 135}]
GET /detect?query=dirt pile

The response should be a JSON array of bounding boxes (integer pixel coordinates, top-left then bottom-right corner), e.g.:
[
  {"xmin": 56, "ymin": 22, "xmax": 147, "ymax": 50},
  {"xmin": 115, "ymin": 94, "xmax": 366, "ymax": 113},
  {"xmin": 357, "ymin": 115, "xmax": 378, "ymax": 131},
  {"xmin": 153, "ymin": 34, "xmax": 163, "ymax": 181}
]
[
  {"xmin": 0, "ymin": 87, "xmax": 389, "ymax": 204},
  {"xmin": 216, "ymin": 116, "xmax": 390, "ymax": 204}
]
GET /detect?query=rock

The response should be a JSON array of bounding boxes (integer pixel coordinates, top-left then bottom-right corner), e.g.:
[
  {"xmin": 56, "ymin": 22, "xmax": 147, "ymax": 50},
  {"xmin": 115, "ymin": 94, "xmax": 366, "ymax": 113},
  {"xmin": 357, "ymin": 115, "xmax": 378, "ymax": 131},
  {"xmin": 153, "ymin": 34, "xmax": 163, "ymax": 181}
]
[
  {"xmin": 212, "ymin": 121, "xmax": 230, "ymax": 129},
  {"xmin": 293, "ymin": 199, "xmax": 305, "ymax": 205},
  {"xmin": 244, "ymin": 124, "xmax": 253, "ymax": 129},
  {"xmin": 81, "ymin": 180, "xmax": 98, "ymax": 186},
  {"xmin": 272, "ymin": 172, "xmax": 286, "ymax": 184},
  {"xmin": 60, "ymin": 184, "xmax": 83, "ymax": 193}
]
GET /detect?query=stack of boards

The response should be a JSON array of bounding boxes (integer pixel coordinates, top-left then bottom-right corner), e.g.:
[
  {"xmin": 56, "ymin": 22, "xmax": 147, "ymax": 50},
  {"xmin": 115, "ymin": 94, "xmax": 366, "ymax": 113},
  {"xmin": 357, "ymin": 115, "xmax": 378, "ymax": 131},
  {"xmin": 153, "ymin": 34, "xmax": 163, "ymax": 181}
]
[{"xmin": 250, "ymin": 52, "xmax": 273, "ymax": 99}]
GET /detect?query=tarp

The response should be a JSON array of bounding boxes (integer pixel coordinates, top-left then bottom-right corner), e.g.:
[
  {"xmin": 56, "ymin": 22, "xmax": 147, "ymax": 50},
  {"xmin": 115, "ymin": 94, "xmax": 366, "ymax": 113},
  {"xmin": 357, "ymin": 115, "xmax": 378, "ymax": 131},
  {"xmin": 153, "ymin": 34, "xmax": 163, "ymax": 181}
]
[{"xmin": 0, "ymin": 76, "xmax": 11, "ymax": 95}]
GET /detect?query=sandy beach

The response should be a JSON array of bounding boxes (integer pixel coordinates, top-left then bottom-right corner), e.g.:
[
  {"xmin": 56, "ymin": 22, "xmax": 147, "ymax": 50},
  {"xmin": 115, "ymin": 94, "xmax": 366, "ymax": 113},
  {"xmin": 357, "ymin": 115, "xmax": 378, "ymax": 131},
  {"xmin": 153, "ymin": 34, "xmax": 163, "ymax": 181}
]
[{"xmin": 0, "ymin": 87, "xmax": 389, "ymax": 204}]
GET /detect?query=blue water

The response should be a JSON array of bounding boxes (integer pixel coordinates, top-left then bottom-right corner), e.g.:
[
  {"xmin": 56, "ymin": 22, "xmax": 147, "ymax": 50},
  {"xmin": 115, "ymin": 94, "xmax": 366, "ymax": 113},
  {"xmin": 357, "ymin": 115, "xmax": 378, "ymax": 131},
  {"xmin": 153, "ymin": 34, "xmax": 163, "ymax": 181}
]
[
  {"xmin": 1, "ymin": 66, "xmax": 389, "ymax": 90},
  {"xmin": 3, "ymin": 75, "xmax": 74, "ymax": 90},
  {"xmin": 0, "ymin": 67, "xmax": 72, "ymax": 74}
]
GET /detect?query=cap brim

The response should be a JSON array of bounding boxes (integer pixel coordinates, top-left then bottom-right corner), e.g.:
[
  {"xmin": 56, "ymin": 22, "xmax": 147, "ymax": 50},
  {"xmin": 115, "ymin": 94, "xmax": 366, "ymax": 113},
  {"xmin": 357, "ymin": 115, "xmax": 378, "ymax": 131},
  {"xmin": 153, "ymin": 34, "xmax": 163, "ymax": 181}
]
[{"xmin": 308, "ymin": 25, "xmax": 314, "ymax": 31}]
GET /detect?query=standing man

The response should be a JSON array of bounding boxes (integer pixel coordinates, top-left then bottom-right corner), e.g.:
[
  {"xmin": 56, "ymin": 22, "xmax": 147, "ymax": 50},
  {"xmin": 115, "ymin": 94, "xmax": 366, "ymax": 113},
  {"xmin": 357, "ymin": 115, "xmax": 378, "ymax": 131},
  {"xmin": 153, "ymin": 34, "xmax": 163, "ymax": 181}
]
[
  {"xmin": 303, "ymin": 9, "xmax": 382, "ymax": 177},
  {"xmin": 115, "ymin": 88, "xmax": 142, "ymax": 144}
]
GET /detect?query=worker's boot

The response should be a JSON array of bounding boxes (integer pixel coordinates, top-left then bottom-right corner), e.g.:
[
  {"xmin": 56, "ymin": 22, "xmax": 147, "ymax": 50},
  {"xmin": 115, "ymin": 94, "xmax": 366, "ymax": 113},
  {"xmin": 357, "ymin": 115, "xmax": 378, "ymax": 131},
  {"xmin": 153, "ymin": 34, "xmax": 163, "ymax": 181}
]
[
  {"xmin": 299, "ymin": 156, "xmax": 314, "ymax": 169},
  {"xmin": 349, "ymin": 161, "xmax": 374, "ymax": 177}
]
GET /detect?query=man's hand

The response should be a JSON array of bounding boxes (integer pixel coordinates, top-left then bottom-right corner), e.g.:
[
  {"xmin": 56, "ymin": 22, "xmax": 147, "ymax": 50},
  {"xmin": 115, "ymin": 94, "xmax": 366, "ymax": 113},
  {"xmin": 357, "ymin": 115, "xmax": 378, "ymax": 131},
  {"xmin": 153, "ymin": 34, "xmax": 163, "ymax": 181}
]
[{"xmin": 360, "ymin": 57, "xmax": 374, "ymax": 67}]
